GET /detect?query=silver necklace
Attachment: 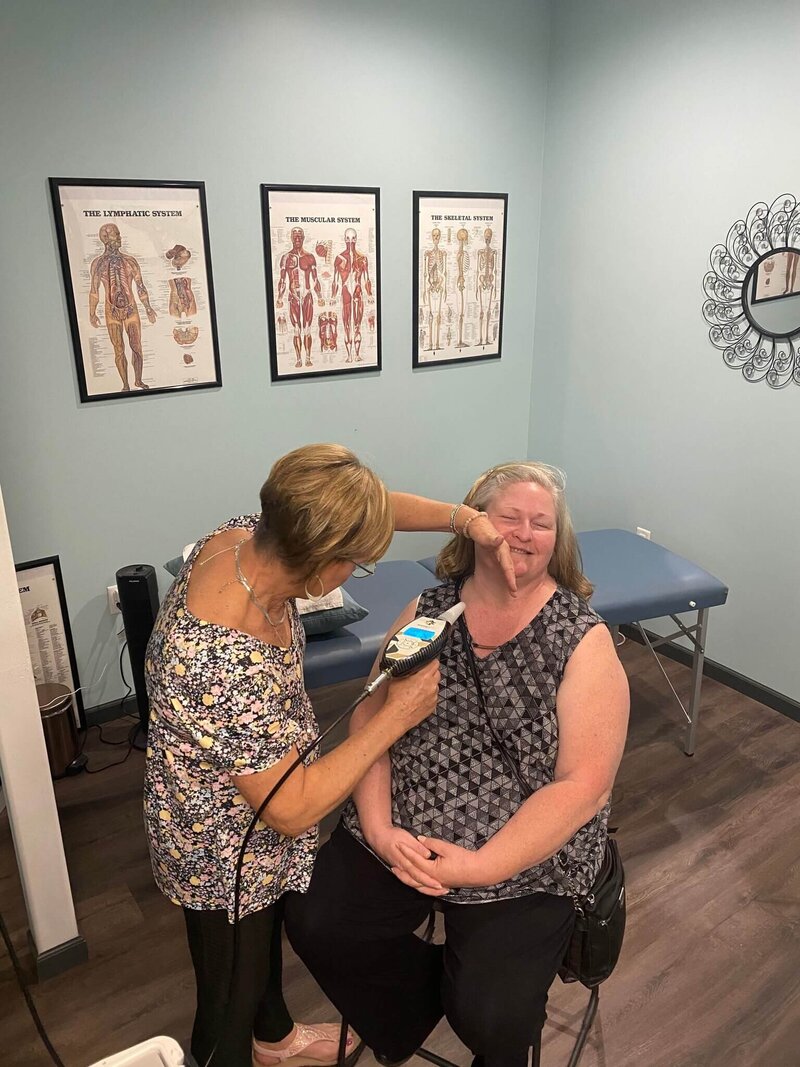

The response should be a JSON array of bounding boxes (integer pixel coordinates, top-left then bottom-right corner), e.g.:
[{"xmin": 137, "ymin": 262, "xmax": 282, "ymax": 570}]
[{"xmin": 234, "ymin": 539, "xmax": 288, "ymax": 629}]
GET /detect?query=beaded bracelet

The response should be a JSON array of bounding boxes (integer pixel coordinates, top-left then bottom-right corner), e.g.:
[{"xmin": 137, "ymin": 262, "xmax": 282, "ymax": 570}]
[
  {"xmin": 461, "ymin": 511, "xmax": 487, "ymax": 540},
  {"xmin": 449, "ymin": 503, "xmax": 466, "ymax": 534}
]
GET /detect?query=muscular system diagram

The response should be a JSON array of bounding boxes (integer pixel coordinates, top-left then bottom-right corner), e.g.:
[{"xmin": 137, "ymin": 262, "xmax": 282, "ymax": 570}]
[
  {"xmin": 422, "ymin": 228, "xmax": 446, "ymax": 351},
  {"xmin": 277, "ymin": 228, "xmax": 324, "ymax": 368},
  {"xmin": 318, "ymin": 311, "xmax": 338, "ymax": 361},
  {"xmin": 89, "ymin": 224, "xmax": 157, "ymax": 391},
  {"xmin": 330, "ymin": 229, "xmax": 373, "ymax": 363}
]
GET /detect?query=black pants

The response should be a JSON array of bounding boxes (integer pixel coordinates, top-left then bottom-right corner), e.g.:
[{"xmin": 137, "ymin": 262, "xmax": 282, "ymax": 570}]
[
  {"xmin": 183, "ymin": 901, "xmax": 293, "ymax": 1067},
  {"xmin": 285, "ymin": 823, "xmax": 575, "ymax": 1067}
]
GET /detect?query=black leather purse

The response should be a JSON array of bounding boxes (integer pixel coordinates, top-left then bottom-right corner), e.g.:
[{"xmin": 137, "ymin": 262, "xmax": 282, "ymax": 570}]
[
  {"xmin": 557, "ymin": 833, "xmax": 626, "ymax": 988},
  {"xmin": 460, "ymin": 617, "xmax": 626, "ymax": 989}
]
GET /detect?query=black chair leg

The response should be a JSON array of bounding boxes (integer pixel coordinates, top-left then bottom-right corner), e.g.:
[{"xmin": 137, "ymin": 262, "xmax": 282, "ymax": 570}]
[{"xmin": 566, "ymin": 986, "xmax": 599, "ymax": 1067}]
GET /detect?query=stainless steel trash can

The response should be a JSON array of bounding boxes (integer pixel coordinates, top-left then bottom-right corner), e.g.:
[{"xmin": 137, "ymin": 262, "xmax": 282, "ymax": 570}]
[{"xmin": 37, "ymin": 682, "xmax": 79, "ymax": 779}]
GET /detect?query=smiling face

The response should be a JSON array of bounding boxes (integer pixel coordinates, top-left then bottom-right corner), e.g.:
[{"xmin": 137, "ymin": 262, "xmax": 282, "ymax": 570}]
[{"xmin": 482, "ymin": 480, "xmax": 557, "ymax": 585}]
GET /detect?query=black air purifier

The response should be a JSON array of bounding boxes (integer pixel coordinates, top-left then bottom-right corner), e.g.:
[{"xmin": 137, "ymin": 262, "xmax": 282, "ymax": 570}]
[{"xmin": 116, "ymin": 564, "xmax": 159, "ymax": 742}]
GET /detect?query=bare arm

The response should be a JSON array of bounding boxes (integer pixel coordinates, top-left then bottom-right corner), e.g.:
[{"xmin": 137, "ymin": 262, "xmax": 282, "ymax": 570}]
[
  {"xmin": 351, "ymin": 601, "xmax": 446, "ymax": 890},
  {"xmin": 390, "ymin": 491, "xmax": 517, "ymax": 593},
  {"xmin": 232, "ymin": 656, "xmax": 439, "ymax": 838},
  {"xmin": 395, "ymin": 624, "xmax": 629, "ymax": 891}
]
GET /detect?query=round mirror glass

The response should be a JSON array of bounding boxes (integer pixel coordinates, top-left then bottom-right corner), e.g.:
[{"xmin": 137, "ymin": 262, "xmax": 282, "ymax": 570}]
[{"xmin": 743, "ymin": 248, "xmax": 800, "ymax": 337}]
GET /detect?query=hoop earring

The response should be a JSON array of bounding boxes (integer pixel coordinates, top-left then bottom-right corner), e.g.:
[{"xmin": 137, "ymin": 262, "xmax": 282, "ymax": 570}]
[{"xmin": 303, "ymin": 574, "xmax": 326, "ymax": 602}]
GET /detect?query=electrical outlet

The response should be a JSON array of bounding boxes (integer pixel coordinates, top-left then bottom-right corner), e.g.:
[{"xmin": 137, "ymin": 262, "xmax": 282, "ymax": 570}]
[
  {"xmin": 636, "ymin": 527, "xmax": 651, "ymax": 540},
  {"xmin": 107, "ymin": 585, "xmax": 120, "ymax": 614}
]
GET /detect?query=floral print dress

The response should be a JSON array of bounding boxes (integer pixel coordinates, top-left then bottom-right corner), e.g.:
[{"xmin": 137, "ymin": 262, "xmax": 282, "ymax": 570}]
[{"xmin": 143, "ymin": 515, "xmax": 319, "ymax": 921}]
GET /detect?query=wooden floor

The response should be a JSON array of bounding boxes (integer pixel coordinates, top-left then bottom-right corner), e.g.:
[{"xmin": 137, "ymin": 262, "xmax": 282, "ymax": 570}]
[{"xmin": 1, "ymin": 641, "xmax": 799, "ymax": 1066}]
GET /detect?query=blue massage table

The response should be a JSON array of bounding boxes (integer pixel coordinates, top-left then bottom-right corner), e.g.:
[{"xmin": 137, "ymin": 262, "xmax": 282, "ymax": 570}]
[{"xmin": 575, "ymin": 529, "xmax": 728, "ymax": 755}]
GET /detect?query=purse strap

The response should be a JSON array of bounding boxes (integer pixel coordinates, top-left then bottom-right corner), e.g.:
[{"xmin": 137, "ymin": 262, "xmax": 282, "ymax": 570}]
[{"xmin": 458, "ymin": 614, "xmax": 533, "ymax": 800}]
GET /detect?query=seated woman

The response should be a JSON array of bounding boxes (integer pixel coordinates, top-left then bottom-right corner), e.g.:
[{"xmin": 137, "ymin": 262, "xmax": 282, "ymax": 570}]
[{"xmin": 285, "ymin": 461, "xmax": 630, "ymax": 1067}]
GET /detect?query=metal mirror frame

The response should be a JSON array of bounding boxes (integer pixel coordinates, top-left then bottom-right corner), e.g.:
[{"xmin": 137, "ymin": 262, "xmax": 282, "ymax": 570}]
[{"xmin": 702, "ymin": 193, "xmax": 800, "ymax": 388}]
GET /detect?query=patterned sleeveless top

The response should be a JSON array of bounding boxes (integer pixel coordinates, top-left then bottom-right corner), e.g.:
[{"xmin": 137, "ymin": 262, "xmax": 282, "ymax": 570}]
[
  {"xmin": 344, "ymin": 579, "xmax": 609, "ymax": 903},
  {"xmin": 143, "ymin": 515, "xmax": 319, "ymax": 921}
]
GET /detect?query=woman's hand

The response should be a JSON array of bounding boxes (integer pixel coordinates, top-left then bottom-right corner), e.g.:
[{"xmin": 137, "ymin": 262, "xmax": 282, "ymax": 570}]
[
  {"xmin": 367, "ymin": 825, "xmax": 448, "ymax": 895},
  {"xmin": 394, "ymin": 836, "xmax": 491, "ymax": 893},
  {"xmin": 464, "ymin": 513, "xmax": 517, "ymax": 594},
  {"xmin": 382, "ymin": 659, "xmax": 441, "ymax": 732}
]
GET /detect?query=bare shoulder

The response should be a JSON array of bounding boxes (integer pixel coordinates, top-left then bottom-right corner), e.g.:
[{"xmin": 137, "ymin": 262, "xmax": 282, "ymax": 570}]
[
  {"xmin": 562, "ymin": 622, "xmax": 628, "ymax": 691},
  {"xmin": 187, "ymin": 527, "xmax": 248, "ymax": 615}
]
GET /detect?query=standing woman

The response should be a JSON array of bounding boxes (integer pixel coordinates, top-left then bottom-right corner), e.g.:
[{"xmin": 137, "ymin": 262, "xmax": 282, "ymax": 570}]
[{"xmin": 143, "ymin": 444, "xmax": 513, "ymax": 1067}]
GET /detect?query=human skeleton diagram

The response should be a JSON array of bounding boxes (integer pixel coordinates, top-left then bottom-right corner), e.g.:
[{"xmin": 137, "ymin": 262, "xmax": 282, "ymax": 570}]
[
  {"xmin": 88, "ymin": 224, "xmax": 157, "ymax": 392},
  {"xmin": 169, "ymin": 277, "xmax": 197, "ymax": 319},
  {"xmin": 277, "ymin": 227, "xmax": 324, "ymax": 368},
  {"xmin": 330, "ymin": 228, "xmax": 373, "ymax": 364},
  {"xmin": 422, "ymin": 228, "xmax": 447, "ymax": 351},
  {"xmin": 455, "ymin": 228, "xmax": 470, "ymax": 349},
  {"xmin": 476, "ymin": 227, "xmax": 498, "ymax": 346}
]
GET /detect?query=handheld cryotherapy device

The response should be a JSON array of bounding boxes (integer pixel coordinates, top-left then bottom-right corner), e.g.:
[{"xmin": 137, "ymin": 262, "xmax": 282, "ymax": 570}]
[
  {"xmin": 204, "ymin": 600, "xmax": 465, "ymax": 1066},
  {"xmin": 365, "ymin": 601, "xmax": 466, "ymax": 693}
]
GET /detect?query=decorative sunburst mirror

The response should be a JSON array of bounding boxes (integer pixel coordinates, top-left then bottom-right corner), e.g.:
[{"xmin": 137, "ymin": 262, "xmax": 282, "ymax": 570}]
[{"xmin": 703, "ymin": 194, "xmax": 800, "ymax": 388}]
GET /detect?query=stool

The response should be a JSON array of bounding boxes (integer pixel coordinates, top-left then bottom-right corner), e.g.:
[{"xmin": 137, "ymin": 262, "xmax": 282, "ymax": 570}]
[{"xmin": 336, "ymin": 911, "xmax": 601, "ymax": 1067}]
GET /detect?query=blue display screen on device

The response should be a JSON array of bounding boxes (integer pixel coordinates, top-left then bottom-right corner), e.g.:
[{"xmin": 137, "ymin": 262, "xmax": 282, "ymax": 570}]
[{"xmin": 405, "ymin": 626, "xmax": 435, "ymax": 640}]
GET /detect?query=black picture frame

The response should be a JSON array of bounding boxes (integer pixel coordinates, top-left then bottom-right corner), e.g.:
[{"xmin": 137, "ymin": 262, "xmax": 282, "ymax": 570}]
[
  {"xmin": 261, "ymin": 183, "xmax": 382, "ymax": 381},
  {"xmin": 15, "ymin": 555, "xmax": 85, "ymax": 727},
  {"xmin": 412, "ymin": 190, "xmax": 508, "ymax": 368},
  {"xmin": 49, "ymin": 177, "xmax": 222, "ymax": 403}
]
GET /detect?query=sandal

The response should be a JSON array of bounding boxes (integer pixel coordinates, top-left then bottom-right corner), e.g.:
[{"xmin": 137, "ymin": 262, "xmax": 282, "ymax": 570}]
[{"xmin": 253, "ymin": 1022, "xmax": 360, "ymax": 1066}]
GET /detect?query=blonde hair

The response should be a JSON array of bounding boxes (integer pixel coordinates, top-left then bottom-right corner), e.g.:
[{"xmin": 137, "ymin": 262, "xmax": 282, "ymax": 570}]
[
  {"xmin": 437, "ymin": 461, "xmax": 593, "ymax": 599},
  {"xmin": 254, "ymin": 444, "xmax": 393, "ymax": 578}
]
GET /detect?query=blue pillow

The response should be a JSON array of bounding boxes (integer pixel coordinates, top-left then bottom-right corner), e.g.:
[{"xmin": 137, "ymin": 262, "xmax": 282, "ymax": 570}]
[
  {"xmin": 298, "ymin": 588, "xmax": 369, "ymax": 636},
  {"xmin": 161, "ymin": 556, "xmax": 368, "ymax": 635}
]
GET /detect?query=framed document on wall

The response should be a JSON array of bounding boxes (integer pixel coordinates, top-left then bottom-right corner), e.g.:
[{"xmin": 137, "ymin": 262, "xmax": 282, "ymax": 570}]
[
  {"xmin": 261, "ymin": 184, "xmax": 382, "ymax": 381},
  {"xmin": 413, "ymin": 190, "xmax": 508, "ymax": 367},
  {"xmin": 16, "ymin": 555, "xmax": 84, "ymax": 727},
  {"xmin": 49, "ymin": 177, "xmax": 222, "ymax": 402}
]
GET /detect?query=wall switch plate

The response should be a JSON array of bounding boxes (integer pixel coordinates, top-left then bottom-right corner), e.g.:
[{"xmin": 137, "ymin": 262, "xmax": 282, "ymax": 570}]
[
  {"xmin": 107, "ymin": 585, "xmax": 120, "ymax": 614},
  {"xmin": 636, "ymin": 527, "xmax": 651, "ymax": 540}
]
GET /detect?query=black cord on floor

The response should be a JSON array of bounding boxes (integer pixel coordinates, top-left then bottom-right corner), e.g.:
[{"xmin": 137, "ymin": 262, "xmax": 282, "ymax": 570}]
[
  {"xmin": 77, "ymin": 643, "xmax": 139, "ymax": 774},
  {"xmin": 0, "ymin": 908, "xmax": 65, "ymax": 1067}
]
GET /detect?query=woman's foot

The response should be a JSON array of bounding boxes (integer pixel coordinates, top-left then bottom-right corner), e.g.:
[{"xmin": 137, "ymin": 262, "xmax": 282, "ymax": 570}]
[{"xmin": 253, "ymin": 1022, "xmax": 355, "ymax": 1066}]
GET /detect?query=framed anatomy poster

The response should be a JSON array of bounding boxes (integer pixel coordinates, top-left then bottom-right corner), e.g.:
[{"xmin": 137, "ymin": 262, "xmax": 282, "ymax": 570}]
[
  {"xmin": 16, "ymin": 556, "xmax": 84, "ymax": 727},
  {"xmin": 49, "ymin": 178, "xmax": 222, "ymax": 402},
  {"xmin": 413, "ymin": 191, "xmax": 508, "ymax": 367},
  {"xmin": 261, "ymin": 184, "xmax": 381, "ymax": 381}
]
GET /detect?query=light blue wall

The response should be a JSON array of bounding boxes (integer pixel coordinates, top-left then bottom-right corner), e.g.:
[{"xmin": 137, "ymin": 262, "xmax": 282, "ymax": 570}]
[
  {"xmin": 532, "ymin": 0, "xmax": 800, "ymax": 699},
  {"xmin": 0, "ymin": 0, "xmax": 551, "ymax": 707}
]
